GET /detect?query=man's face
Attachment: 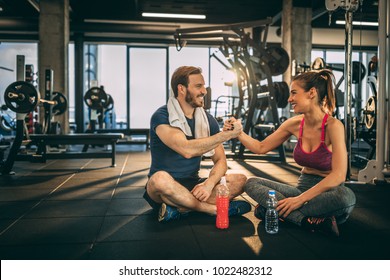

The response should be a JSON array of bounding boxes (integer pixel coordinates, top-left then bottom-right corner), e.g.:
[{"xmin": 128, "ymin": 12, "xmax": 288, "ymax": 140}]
[{"xmin": 184, "ymin": 74, "xmax": 207, "ymax": 108}]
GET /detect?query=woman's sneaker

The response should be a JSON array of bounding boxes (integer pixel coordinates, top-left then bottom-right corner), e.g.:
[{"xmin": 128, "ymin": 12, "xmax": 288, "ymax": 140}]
[{"xmin": 228, "ymin": 200, "xmax": 251, "ymax": 216}]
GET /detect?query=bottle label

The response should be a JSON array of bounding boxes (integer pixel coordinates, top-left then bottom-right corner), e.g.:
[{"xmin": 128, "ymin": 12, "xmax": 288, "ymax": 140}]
[{"xmin": 216, "ymin": 196, "xmax": 229, "ymax": 229}]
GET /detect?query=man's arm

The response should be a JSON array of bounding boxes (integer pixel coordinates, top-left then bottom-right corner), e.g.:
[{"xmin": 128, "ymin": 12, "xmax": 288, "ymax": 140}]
[
  {"xmin": 191, "ymin": 143, "xmax": 227, "ymax": 201},
  {"xmin": 155, "ymin": 123, "xmax": 241, "ymax": 159},
  {"xmin": 206, "ymin": 143, "xmax": 228, "ymax": 185}
]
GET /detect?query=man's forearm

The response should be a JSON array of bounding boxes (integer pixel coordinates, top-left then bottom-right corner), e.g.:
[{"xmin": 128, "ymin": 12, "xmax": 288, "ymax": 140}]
[
  {"xmin": 206, "ymin": 159, "xmax": 227, "ymax": 188},
  {"xmin": 181, "ymin": 131, "xmax": 234, "ymax": 158}
]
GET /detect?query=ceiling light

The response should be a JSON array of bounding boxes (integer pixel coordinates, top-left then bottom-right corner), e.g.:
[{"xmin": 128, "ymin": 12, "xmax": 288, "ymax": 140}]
[
  {"xmin": 336, "ymin": 20, "xmax": 378, "ymax": 26},
  {"xmin": 142, "ymin": 12, "xmax": 206, "ymax": 20}
]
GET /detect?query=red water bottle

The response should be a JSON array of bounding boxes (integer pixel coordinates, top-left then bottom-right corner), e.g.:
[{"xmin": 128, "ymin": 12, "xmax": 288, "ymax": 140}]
[{"xmin": 216, "ymin": 176, "xmax": 230, "ymax": 229}]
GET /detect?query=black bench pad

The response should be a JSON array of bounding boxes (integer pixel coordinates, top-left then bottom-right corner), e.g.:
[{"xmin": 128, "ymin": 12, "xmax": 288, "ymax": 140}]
[{"xmin": 28, "ymin": 133, "xmax": 124, "ymax": 166}]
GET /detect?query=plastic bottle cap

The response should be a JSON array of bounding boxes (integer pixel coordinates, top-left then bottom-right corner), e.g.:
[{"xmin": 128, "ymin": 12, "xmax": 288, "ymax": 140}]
[{"xmin": 269, "ymin": 190, "xmax": 276, "ymax": 195}]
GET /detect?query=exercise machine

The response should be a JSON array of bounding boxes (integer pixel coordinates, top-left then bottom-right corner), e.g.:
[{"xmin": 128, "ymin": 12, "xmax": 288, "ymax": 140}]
[
  {"xmin": 83, "ymin": 86, "xmax": 149, "ymax": 148},
  {"xmin": 174, "ymin": 18, "xmax": 289, "ymax": 162},
  {"xmin": 0, "ymin": 56, "xmax": 124, "ymax": 174}
]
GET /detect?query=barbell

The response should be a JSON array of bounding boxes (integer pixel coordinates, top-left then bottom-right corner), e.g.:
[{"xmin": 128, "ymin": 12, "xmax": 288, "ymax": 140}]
[{"xmin": 4, "ymin": 81, "xmax": 67, "ymax": 115}]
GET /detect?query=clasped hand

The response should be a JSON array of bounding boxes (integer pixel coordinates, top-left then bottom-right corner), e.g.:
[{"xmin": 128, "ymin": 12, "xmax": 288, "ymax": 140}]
[{"xmin": 223, "ymin": 117, "xmax": 242, "ymax": 137}]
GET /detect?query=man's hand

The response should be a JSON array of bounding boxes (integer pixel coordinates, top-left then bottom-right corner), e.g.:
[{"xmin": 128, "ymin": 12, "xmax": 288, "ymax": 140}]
[{"xmin": 191, "ymin": 181, "xmax": 214, "ymax": 202}]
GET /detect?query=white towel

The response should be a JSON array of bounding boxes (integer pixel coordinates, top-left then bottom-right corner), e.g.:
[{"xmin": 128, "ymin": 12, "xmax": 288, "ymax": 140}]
[{"xmin": 167, "ymin": 95, "xmax": 215, "ymax": 157}]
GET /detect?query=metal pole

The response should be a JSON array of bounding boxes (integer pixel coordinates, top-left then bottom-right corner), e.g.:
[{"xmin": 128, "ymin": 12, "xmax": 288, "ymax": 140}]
[
  {"xmin": 358, "ymin": 0, "xmax": 388, "ymax": 183},
  {"xmin": 386, "ymin": 0, "xmax": 390, "ymax": 174},
  {"xmin": 375, "ymin": 0, "xmax": 388, "ymax": 182},
  {"xmin": 344, "ymin": 11, "xmax": 353, "ymax": 180}
]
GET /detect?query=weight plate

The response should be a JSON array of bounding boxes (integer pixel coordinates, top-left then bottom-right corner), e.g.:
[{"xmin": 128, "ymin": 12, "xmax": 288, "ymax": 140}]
[
  {"xmin": 104, "ymin": 94, "xmax": 114, "ymax": 111},
  {"xmin": 311, "ymin": 57, "xmax": 326, "ymax": 70},
  {"xmin": 4, "ymin": 81, "xmax": 39, "ymax": 113},
  {"xmin": 363, "ymin": 96, "xmax": 376, "ymax": 130},
  {"xmin": 261, "ymin": 46, "xmax": 290, "ymax": 76},
  {"xmin": 52, "ymin": 92, "xmax": 68, "ymax": 116},
  {"xmin": 352, "ymin": 61, "xmax": 366, "ymax": 84},
  {"xmin": 277, "ymin": 81, "xmax": 289, "ymax": 108},
  {"xmin": 84, "ymin": 87, "xmax": 108, "ymax": 110}
]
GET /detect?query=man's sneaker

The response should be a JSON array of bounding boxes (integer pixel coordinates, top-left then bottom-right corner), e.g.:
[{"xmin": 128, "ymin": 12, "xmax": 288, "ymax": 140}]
[
  {"xmin": 302, "ymin": 216, "xmax": 340, "ymax": 237},
  {"xmin": 254, "ymin": 204, "xmax": 266, "ymax": 219},
  {"xmin": 158, "ymin": 203, "xmax": 185, "ymax": 222},
  {"xmin": 228, "ymin": 200, "xmax": 251, "ymax": 216}
]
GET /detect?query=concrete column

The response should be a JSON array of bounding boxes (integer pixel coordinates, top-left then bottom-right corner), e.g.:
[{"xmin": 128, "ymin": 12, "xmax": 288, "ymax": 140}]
[
  {"xmin": 39, "ymin": 0, "xmax": 69, "ymax": 133},
  {"xmin": 282, "ymin": 0, "xmax": 312, "ymax": 86}
]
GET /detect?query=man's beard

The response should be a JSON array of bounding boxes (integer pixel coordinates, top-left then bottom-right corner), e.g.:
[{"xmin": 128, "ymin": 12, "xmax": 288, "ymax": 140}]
[{"xmin": 185, "ymin": 89, "xmax": 204, "ymax": 108}]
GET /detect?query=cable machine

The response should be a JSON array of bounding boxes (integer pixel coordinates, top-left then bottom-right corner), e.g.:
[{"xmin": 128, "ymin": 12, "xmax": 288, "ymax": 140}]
[
  {"xmin": 357, "ymin": 0, "xmax": 389, "ymax": 184},
  {"xmin": 174, "ymin": 18, "xmax": 290, "ymax": 162},
  {"xmin": 327, "ymin": 0, "xmax": 389, "ymax": 184}
]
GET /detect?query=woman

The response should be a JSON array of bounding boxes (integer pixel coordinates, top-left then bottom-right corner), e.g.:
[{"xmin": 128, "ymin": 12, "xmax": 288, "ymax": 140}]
[{"xmin": 225, "ymin": 69, "xmax": 356, "ymax": 237}]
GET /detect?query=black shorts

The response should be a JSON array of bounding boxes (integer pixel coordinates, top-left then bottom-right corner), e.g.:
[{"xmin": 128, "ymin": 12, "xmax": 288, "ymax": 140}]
[{"xmin": 143, "ymin": 177, "xmax": 207, "ymax": 211}]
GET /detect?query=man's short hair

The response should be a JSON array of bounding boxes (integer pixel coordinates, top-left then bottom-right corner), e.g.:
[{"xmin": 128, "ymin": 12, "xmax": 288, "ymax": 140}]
[{"xmin": 171, "ymin": 66, "xmax": 202, "ymax": 98}]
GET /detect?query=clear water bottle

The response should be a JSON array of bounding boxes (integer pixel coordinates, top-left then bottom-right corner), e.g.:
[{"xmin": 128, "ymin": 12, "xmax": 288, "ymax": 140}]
[
  {"xmin": 265, "ymin": 189, "xmax": 279, "ymax": 234},
  {"xmin": 216, "ymin": 176, "xmax": 229, "ymax": 229}
]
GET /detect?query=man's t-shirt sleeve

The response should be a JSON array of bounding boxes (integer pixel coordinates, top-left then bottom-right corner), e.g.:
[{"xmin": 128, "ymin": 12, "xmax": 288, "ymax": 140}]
[{"xmin": 150, "ymin": 106, "xmax": 169, "ymax": 132}]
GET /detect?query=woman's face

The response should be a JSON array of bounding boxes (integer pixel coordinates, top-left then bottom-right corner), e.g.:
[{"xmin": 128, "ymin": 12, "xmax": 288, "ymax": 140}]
[{"xmin": 288, "ymin": 81, "xmax": 312, "ymax": 114}]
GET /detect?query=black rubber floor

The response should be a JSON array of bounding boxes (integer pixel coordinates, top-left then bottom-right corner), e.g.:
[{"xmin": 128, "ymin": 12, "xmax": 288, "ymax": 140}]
[{"xmin": 1, "ymin": 145, "xmax": 389, "ymax": 260}]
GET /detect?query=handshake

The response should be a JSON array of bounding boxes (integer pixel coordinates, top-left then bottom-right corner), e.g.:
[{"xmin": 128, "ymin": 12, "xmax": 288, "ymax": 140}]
[{"xmin": 223, "ymin": 117, "xmax": 243, "ymax": 138}]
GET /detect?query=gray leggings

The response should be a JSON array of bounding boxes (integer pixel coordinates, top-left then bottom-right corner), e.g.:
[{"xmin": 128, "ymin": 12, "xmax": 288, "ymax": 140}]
[{"xmin": 244, "ymin": 174, "xmax": 356, "ymax": 226}]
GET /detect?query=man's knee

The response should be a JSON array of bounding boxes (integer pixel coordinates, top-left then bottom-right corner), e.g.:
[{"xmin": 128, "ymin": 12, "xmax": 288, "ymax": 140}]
[
  {"xmin": 227, "ymin": 173, "xmax": 247, "ymax": 196},
  {"xmin": 237, "ymin": 174, "xmax": 247, "ymax": 191},
  {"xmin": 148, "ymin": 171, "xmax": 175, "ymax": 195}
]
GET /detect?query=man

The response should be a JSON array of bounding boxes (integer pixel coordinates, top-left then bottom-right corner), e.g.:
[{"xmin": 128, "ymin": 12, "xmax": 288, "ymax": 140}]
[{"xmin": 143, "ymin": 66, "xmax": 250, "ymax": 222}]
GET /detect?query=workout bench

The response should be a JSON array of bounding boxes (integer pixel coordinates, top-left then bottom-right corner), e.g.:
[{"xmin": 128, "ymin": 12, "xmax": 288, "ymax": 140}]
[{"xmin": 26, "ymin": 133, "xmax": 124, "ymax": 167}]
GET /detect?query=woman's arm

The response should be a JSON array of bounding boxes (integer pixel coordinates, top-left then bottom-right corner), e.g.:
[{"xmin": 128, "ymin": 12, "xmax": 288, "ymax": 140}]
[{"xmin": 226, "ymin": 117, "xmax": 297, "ymax": 154}]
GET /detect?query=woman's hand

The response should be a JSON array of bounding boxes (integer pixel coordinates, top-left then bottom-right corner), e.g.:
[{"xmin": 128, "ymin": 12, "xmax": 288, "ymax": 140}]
[
  {"xmin": 276, "ymin": 196, "xmax": 305, "ymax": 218},
  {"xmin": 223, "ymin": 117, "xmax": 242, "ymax": 138}
]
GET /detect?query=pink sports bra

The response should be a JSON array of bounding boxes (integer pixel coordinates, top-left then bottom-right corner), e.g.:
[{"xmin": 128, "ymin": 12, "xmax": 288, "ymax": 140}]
[{"xmin": 293, "ymin": 114, "xmax": 332, "ymax": 171}]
